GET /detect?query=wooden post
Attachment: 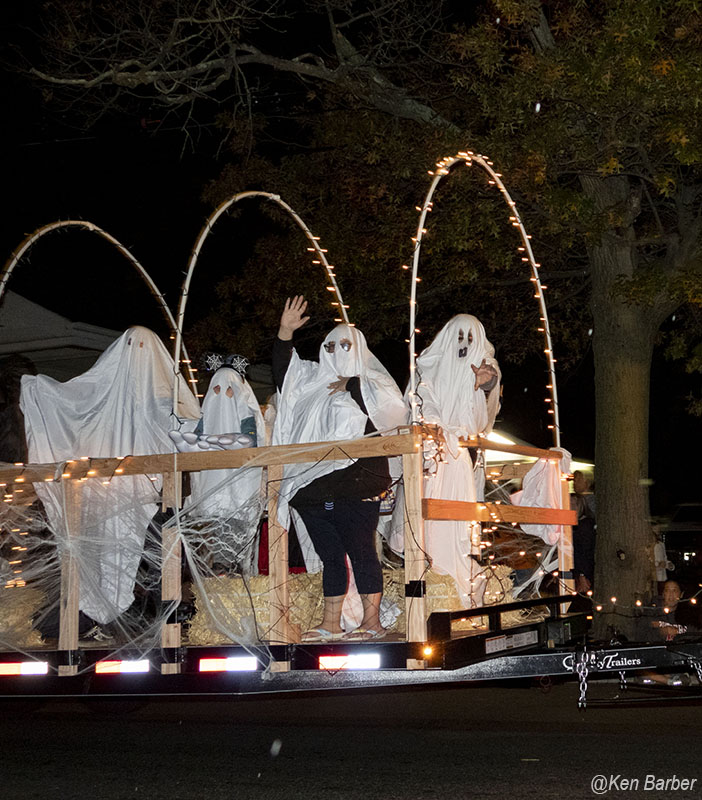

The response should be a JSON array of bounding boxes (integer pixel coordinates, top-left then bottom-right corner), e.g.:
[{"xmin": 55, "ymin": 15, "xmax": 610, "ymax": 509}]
[
  {"xmin": 267, "ymin": 464, "xmax": 294, "ymax": 670},
  {"xmin": 160, "ymin": 472, "xmax": 183, "ymax": 674},
  {"xmin": 402, "ymin": 449, "xmax": 427, "ymax": 669},
  {"xmin": 58, "ymin": 480, "xmax": 81, "ymax": 676},
  {"xmin": 161, "ymin": 522, "xmax": 182, "ymax": 674},
  {"xmin": 559, "ymin": 477, "xmax": 575, "ymax": 614},
  {"xmin": 161, "ymin": 471, "xmax": 182, "ymax": 512}
]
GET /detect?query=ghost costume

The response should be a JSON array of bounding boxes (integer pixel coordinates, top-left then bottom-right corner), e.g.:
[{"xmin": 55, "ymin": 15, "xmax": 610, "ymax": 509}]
[
  {"xmin": 510, "ymin": 449, "xmax": 571, "ymax": 545},
  {"xmin": 187, "ymin": 366, "xmax": 265, "ymax": 571},
  {"xmin": 272, "ymin": 324, "xmax": 406, "ymax": 600},
  {"xmin": 413, "ymin": 315, "xmax": 501, "ymax": 608},
  {"xmin": 20, "ymin": 326, "xmax": 200, "ymax": 625}
]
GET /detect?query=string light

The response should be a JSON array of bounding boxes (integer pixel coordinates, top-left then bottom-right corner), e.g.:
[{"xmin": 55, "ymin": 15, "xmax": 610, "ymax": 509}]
[{"xmin": 406, "ymin": 150, "xmax": 561, "ymax": 446}]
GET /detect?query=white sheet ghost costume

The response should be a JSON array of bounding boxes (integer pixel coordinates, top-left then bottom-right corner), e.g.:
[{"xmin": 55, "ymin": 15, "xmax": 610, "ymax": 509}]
[
  {"xmin": 273, "ymin": 324, "xmax": 407, "ymax": 630},
  {"xmin": 187, "ymin": 366, "xmax": 265, "ymax": 572},
  {"xmin": 20, "ymin": 326, "xmax": 200, "ymax": 626},
  {"xmin": 411, "ymin": 315, "xmax": 501, "ymax": 608},
  {"xmin": 273, "ymin": 324, "xmax": 407, "ymax": 537}
]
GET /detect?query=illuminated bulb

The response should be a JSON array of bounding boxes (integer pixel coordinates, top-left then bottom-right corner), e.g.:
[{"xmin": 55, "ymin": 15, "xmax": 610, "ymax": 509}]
[
  {"xmin": 635, "ymin": 600, "xmax": 642, "ymax": 606},
  {"xmin": 422, "ymin": 646, "xmax": 433, "ymax": 657},
  {"xmin": 596, "ymin": 605, "xmax": 603, "ymax": 611},
  {"xmin": 692, "ymin": 598, "xmax": 698, "ymax": 605},
  {"xmin": 663, "ymin": 606, "xmax": 670, "ymax": 614},
  {"xmin": 611, "ymin": 597, "xmax": 617, "ymax": 603}
]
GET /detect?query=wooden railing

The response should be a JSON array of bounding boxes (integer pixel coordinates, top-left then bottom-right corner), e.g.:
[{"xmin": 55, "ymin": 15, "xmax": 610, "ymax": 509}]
[{"xmin": 0, "ymin": 427, "xmax": 575, "ymax": 673}]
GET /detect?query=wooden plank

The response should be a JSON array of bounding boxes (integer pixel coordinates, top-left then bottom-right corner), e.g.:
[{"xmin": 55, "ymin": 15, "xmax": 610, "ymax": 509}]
[
  {"xmin": 485, "ymin": 462, "xmax": 538, "ymax": 481},
  {"xmin": 423, "ymin": 499, "xmax": 577, "ymax": 526},
  {"xmin": 160, "ymin": 523, "xmax": 182, "ymax": 674},
  {"xmin": 403, "ymin": 450, "xmax": 427, "ymax": 668},
  {"xmin": 58, "ymin": 481, "xmax": 81, "ymax": 676},
  {"xmin": 0, "ymin": 432, "xmax": 421, "ymax": 484},
  {"xmin": 267, "ymin": 464, "xmax": 294, "ymax": 655},
  {"xmin": 463, "ymin": 436, "xmax": 566, "ymax": 461},
  {"xmin": 161, "ymin": 472, "xmax": 182, "ymax": 511}
]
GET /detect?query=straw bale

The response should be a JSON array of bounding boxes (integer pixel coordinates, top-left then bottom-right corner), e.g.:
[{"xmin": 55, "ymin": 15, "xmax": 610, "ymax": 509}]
[
  {"xmin": 186, "ymin": 565, "xmax": 527, "ymax": 644},
  {"xmin": 0, "ymin": 587, "xmax": 45, "ymax": 648}
]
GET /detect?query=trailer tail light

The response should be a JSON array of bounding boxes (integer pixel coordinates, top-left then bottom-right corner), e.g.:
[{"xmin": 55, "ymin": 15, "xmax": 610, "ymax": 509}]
[
  {"xmin": 95, "ymin": 660, "xmax": 150, "ymax": 674},
  {"xmin": 0, "ymin": 661, "xmax": 49, "ymax": 676},
  {"xmin": 198, "ymin": 657, "xmax": 258, "ymax": 672},
  {"xmin": 318, "ymin": 653, "xmax": 380, "ymax": 670}
]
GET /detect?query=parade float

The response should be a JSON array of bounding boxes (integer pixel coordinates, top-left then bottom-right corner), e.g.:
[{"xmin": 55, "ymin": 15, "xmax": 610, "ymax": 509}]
[{"xmin": 1, "ymin": 154, "xmax": 699, "ymax": 709}]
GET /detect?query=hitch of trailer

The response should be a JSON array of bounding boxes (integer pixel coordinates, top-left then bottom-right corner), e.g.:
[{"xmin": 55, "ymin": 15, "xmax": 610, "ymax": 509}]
[{"xmin": 564, "ymin": 642, "xmax": 702, "ymax": 708}]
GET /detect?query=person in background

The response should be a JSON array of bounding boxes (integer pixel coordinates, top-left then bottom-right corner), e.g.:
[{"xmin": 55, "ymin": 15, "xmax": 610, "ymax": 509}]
[{"xmin": 572, "ymin": 470, "xmax": 596, "ymax": 594}]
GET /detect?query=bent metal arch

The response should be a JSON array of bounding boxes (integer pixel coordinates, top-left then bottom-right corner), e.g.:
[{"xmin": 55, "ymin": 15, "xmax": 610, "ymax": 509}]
[
  {"xmin": 408, "ymin": 151, "xmax": 561, "ymax": 447},
  {"xmin": 0, "ymin": 220, "xmax": 197, "ymax": 387},
  {"xmin": 173, "ymin": 190, "xmax": 349, "ymax": 407}
]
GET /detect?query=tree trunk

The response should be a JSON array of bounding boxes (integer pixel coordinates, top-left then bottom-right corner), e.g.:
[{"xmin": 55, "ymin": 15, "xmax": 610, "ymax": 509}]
[
  {"xmin": 591, "ymin": 290, "xmax": 657, "ymax": 639},
  {"xmin": 582, "ymin": 175, "xmax": 661, "ymax": 640}
]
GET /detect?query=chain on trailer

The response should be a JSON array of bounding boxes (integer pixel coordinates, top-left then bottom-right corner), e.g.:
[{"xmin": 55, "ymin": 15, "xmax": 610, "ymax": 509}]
[{"xmin": 574, "ymin": 646, "xmax": 590, "ymax": 709}]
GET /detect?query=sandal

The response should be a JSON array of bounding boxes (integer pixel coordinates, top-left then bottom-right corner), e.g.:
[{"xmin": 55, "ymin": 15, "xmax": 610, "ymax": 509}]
[
  {"xmin": 343, "ymin": 627, "xmax": 387, "ymax": 641},
  {"xmin": 301, "ymin": 627, "xmax": 345, "ymax": 643}
]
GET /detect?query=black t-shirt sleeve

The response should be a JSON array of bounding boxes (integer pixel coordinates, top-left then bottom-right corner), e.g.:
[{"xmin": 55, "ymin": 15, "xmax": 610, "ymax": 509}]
[{"xmin": 346, "ymin": 376, "xmax": 368, "ymax": 415}]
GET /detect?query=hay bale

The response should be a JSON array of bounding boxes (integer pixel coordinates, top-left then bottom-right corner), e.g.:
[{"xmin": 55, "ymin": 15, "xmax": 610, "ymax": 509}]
[
  {"xmin": 187, "ymin": 565, "xmax": 519, "ymax": 644},
  {"xmin": 0, "ymin": 587, "xmax": 44, "ymax": 648}
]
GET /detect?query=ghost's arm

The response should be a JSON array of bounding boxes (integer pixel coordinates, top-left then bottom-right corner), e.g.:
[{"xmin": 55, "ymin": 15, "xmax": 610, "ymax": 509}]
[
  {"xmin": 272, "ymin": 336, "xmax": 294, "ymax": 392},
  {"xmin": 471, "ymin": 360, "xmax": 499, "ymax": 392}
]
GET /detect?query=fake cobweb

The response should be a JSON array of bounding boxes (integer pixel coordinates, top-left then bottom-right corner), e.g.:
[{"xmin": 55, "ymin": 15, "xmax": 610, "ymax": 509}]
[{"xmin": 0, "ymin": 444, "xmax": 568, "ymax": 673}]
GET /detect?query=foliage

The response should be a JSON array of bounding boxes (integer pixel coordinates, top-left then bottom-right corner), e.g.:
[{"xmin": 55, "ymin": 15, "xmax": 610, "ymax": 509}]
[{"xmin": 10, "ymin": 0, "xmax": 702, "ymax": 628}]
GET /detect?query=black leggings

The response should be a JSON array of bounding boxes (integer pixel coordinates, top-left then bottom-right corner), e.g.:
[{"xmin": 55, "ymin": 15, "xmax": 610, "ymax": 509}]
[{"xmin": 295, "ymin": 498, "xmax": 383, "ymax": 596}]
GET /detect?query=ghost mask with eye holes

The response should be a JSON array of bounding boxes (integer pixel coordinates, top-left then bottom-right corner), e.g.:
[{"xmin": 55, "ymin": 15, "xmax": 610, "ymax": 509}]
[
  {"xmin": 457, "ymin": 327, "xmax": 474, "ymax": 359},
  {"xmin": 319, "ymin": 325, "xmax": 364, "ymax": 377}
]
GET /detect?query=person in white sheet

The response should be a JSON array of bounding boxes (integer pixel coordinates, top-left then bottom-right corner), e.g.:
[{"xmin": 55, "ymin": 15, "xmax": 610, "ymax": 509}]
[
  {"xmin": 20, "ymin": 326, "xmax": 200, "ymax": 628},
  {"xmin": 187, "ymin": 362, "xmax": 265, "ymax": 573},
  {"xmin": 272, "ymin": 296, "xmax": 407, "ymax": 642},
  {"xmin": 413, "ymin": 314, "xmax": 501, "ymax": 609}
]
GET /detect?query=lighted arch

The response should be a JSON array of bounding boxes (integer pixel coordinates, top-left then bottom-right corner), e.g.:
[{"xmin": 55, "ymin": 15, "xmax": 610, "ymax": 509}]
[
  {"xmin": 0, "ymin": 220, "xmax": 196, "ymax": 384},
  {"xmin": 407, "ymin": 152, "xmax": 561, "ymax": 447},
  {"xmin": 174, "ymin": 191, "xmax": 349, "ymax": 403}
]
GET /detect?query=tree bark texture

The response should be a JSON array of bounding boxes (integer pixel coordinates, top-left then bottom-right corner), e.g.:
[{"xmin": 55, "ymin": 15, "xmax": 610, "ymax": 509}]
[{"xmin": 583, "ymin": 175, "xmax": 660, "ymax": 639}]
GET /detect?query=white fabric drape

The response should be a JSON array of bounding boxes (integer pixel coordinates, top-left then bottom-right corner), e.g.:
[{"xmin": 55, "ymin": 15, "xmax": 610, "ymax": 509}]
[
  {"xmin": 413, "ymin": 314, "xmax": 501, "ymax": 437},
  {"xmin": 20, "ymin": 326, "xmax": 200, "ymax": 625},
  {"xmin": 510, "ymin": 449, "xmax": 572, "ymax": 545},
  {"xmin": 188, "ymin": 367, "xmax": 265, "ymax": 521},
  {"xmin": 273, "ymin": 324, "xmax": 407, "ymax": 531},
  {"xmin": 412, "ymin": 315, "xmax": 502, "ymax": 607}
]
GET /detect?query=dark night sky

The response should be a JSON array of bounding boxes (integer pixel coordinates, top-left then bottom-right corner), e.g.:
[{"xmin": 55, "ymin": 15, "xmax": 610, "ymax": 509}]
[{"xmin": 0, "ymin": 29, "xmax": 697, "ymax": 516}]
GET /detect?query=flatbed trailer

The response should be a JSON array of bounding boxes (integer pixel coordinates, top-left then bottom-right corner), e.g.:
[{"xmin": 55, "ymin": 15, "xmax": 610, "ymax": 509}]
[{"xmin": 3, "ymin": 428, "xmax": 697, "ymax": 708}]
